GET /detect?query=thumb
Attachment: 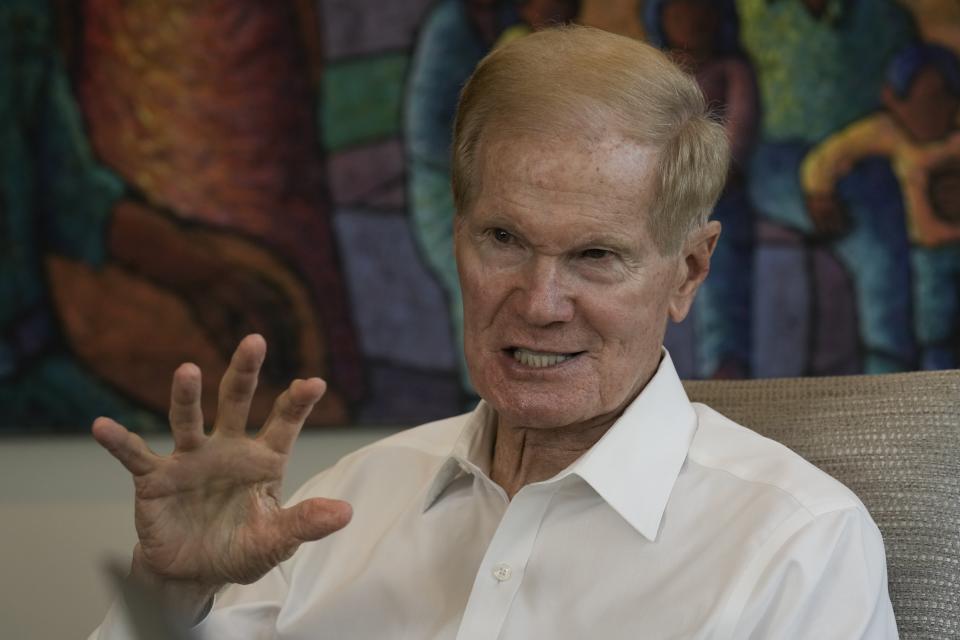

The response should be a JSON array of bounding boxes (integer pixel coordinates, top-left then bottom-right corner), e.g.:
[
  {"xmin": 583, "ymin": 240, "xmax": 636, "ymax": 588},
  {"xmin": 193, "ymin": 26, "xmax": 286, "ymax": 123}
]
[{"xmin": 280, "ymin": 498, "xmax": 353, "ymax": 544}]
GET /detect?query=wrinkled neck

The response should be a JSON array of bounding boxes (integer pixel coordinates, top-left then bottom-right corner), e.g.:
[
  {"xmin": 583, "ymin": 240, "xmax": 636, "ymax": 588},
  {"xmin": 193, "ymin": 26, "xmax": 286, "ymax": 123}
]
[{"xmin": 489, "ymin": 409, "xmax": 618, "ymax": 500}]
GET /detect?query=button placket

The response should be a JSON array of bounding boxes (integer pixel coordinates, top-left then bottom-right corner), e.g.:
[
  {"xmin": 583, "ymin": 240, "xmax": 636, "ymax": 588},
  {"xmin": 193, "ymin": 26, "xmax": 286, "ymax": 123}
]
[{"xmin": 455, "ymin": 484, "xmax": 559, "ymax": 640}]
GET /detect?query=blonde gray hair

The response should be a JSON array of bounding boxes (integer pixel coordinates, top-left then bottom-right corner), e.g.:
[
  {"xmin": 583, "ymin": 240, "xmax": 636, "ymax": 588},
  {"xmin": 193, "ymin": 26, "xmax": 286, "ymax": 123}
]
[{"xmin": 451, "ymin": 25, "xmax": 730, "ymax": 254}]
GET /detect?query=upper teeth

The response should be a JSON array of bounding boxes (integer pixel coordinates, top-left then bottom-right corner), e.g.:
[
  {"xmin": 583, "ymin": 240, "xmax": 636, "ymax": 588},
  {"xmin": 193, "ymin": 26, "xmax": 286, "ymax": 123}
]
[{"xmin": 514, "ymin": 348, "xmax": 574, "ymax": 368}]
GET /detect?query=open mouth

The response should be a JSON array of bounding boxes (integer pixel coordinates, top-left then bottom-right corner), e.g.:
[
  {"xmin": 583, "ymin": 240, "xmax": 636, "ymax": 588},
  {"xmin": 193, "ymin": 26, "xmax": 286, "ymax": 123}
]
[{"xmin": 506, "ymin": 347, "xmax": 584, "ymax": 369}]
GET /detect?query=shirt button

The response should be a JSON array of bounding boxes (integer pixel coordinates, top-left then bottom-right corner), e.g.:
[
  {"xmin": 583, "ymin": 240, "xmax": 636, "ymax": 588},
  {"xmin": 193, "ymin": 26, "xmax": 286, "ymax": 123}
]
[{"xmin": 492, "ymin": 562, "xmax": 513, "ymax": 582}]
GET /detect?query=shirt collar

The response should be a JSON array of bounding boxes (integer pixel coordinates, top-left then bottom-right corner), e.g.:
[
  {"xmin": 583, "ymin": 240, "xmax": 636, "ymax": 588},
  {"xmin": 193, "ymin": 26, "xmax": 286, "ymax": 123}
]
[
  {"xmin": 422, "ymin": 400, "xmax": 498, "ymax": 511},
  {"xmin": 566, "ymin": 350, "xmax": 698, "ymax": 541},
  {"xmin": 422, "ymin": 351, "xmax": 698, "ymax": 541}
]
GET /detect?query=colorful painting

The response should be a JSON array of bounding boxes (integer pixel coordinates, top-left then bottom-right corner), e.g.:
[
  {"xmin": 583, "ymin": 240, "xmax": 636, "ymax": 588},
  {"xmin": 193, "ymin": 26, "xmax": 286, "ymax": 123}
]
[{"xmin": 2, "ymin": 0, "xmax": 958, "ymax": 432}]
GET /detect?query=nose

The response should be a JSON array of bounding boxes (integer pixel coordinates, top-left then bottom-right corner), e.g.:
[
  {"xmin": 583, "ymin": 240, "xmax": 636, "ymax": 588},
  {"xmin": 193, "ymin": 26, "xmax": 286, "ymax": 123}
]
[{"xmin": 514, "ymin": 258, "xmax": 575, "ymax": 326}]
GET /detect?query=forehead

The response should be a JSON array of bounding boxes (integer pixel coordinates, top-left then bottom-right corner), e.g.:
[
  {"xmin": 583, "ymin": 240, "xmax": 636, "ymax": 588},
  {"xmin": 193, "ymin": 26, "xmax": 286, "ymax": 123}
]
[
  {"xmin": 477, "ymin": 134, "xmax": 656, "ymax": 208},
  {"xmin": 472, "ymin": 132, "xmax": 660, "ymax": 229}
]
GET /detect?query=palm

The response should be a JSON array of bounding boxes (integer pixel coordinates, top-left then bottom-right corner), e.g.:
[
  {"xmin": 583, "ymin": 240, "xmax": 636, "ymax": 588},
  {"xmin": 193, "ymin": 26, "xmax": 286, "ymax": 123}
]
[
  {"xmin": 134, "ymin": 440, "xmax": 288, "ymax": 584},
  {"xmin": 93, "ymin": 335, "xmax": 351, "ymax": 591}
]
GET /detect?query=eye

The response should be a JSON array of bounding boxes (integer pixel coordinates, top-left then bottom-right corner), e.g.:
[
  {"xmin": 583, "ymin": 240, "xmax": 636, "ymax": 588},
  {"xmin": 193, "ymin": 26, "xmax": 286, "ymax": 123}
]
[
  {"xmin": 580, "ymin": 248, "xmax": 613, "ymax": 260},
  {"xmin": 492, "ymin": 228, "xmax": 514, "ymax": 244}
]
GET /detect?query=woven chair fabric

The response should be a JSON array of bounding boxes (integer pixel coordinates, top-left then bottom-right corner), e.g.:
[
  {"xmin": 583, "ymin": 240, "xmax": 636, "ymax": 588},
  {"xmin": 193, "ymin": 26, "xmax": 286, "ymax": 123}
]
[{"xmin": 683, "ymin": 370, "xmax": 960, "ymax": 640}]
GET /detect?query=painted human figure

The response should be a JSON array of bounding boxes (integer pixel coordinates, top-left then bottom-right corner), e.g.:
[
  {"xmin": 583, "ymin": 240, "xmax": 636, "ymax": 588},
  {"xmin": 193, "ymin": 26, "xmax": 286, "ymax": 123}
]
[
  {"xmin": 0, "ymin": 0, "xmax": 342, "ymax": 430},
  {"xmin": 737, "ymin": 0, "xmax": 918, "ymax": 373},
  {"xmin": 0, "ymin": 0, "xmax": 158, "ymax": 430},
  {"xmin": 70, "ymin": 0, "xmax": 356, "ymax": 423},
  {"xmin": 404, "ymin": 0, "xmax": 518, "ymax": 396},
  {"xmin": 646, "ymin": 0, "xmax": 759, "ymax": 378},
  {"xmin": 802, "ymin": 44, "xmax": 960, "ymax": 368}
]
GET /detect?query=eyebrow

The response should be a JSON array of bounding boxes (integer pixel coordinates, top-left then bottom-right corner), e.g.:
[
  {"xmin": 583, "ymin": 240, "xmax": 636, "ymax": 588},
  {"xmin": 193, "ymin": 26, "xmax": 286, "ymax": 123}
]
[{"xmin": 473, "ymin": 210, "xmax": 643, "ymax": 256}]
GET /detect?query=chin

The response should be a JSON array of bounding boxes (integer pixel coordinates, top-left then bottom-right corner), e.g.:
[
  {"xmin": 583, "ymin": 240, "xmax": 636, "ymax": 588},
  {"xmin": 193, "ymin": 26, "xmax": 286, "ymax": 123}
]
[{"xmin": 482, "ymin": 384, "xmax": 596, "ymax": 429}]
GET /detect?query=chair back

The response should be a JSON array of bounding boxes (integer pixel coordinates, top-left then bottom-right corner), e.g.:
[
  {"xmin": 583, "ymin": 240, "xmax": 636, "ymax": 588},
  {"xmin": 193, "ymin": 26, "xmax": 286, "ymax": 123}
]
[{"xmin": 684, "ymin": 370, "xmax": 960, "ymax": 640}]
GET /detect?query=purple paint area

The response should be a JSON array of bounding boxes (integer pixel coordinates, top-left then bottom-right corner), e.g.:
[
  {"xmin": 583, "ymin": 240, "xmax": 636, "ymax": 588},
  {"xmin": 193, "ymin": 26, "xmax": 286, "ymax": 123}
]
[
  {"xmin": 14, "ymin": 309, "xmax": 54, "ymax": 358},
  {"xmin": 752, "ymin": 245, "xmax": 810, "ymax": 378},
  {"xmin": 358, "ymin": 362, "xmax": 464, "ymax": 424},
  {"xmin": 333, "ymin": 209, "xmax": 457, "ymax": 371},
  {"xmin": 756, "ymin": 219, "xmax": 805, "ymax": 245},
  {"xmin": 809, "ymin": 248, "xmax": 860, "ymax": 375},
  {"xmin": 327, "ymin": 139, "xmax": 407, "ymax": 210},
  {"xmin": 320, "ymin": 0, "xmax": 435, "ymax": 59}
]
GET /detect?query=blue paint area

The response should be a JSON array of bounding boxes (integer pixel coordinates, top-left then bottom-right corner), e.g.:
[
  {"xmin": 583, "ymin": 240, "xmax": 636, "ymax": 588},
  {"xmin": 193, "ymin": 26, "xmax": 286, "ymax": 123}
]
[
  {"xmin": 403, "ymin": 0, "xmax": 516, "ymax": 392},
  {"xmin": 752, "ymin": 244, "xmax": 810, "ymax": 378},
  {"xmin": 664, "ymin": 313, "xmax": 696, "ymax": 380},
  {"xmin": 694, "ymin": 184, "xmax": 755, "ymax": 378},
  {"xmin": 751, "ymin": 142, "xmax": 915, "ymax": 373},
  {"xmin": 912, "ymin": 245, "xmax": 960, "ymax": 369}
]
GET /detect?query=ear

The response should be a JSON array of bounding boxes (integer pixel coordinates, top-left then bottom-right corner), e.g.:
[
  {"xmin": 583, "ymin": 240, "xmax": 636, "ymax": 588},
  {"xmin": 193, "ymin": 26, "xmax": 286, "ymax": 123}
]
[{"xmin": 668, "ymin": 220, "xmax": 721, "ymax": 323}]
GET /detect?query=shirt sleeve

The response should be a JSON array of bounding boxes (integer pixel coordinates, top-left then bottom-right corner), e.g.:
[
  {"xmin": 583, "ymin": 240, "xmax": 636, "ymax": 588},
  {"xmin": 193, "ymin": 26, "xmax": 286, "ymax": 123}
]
[
  {"xmin": 85, "ymin": 599, "xmax": 138, "ymax": 640},
  {"xmin": 192, "ymin": 566, "xmax": 289, "ymax": 639},
  {"xmin": 85, "ymin": 553, "xmax": 291, "ymax": 640},
  {"xmin": 727, "ymin": 506, "xmax": 899, "ymax": 639},
  {"xmin": 800, "ymin": 115, "xmax": 899, "ymax": 197}
]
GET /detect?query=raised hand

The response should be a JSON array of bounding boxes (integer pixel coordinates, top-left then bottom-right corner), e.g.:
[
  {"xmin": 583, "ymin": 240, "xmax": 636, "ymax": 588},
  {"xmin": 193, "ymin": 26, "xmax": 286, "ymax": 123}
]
[{"xmin": 92, "ymin": 335, "xmax": 352, "ymax": 615}]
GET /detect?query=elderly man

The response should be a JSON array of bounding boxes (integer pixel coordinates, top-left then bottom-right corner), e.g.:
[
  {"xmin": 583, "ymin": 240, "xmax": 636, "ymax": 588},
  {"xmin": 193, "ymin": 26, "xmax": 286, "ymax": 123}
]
[{"xmin": 90, "ymin": 26, "xmax": 897, "ymax": 639}]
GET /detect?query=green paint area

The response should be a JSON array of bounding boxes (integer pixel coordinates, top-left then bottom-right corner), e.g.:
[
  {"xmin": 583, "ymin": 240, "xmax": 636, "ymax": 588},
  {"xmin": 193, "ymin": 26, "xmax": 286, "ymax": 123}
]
[
  {"xmin": 321, "ymin": 53, "xmax": 409, "ymax": 152},
  {"xmin": 736, "ymin": 0, "xmax": 915, "ymax": 142}
]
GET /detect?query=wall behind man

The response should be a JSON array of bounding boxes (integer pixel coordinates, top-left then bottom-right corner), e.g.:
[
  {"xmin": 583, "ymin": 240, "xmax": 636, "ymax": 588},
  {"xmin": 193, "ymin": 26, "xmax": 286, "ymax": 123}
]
[
  {"xmin": 0, "ymin": 428, "xmax": 394, "ymax": 638},
  {"xmin": 5, "ymin": 0, "xmax": 958, "ymax": 438}
]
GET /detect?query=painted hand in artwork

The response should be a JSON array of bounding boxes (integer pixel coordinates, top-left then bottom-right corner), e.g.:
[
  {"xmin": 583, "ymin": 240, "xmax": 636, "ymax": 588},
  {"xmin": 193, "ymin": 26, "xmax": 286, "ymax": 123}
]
[
  {"xmin": 806, "ymin": 192, "xmax": 851, "ymax": 237},
  {"xmin": 930, "ymin": 158, "xmax": 960, "ymax": 225},
  {"xmin": 91, "ymin": 335, "xmax": 352, "ymax": 620}
]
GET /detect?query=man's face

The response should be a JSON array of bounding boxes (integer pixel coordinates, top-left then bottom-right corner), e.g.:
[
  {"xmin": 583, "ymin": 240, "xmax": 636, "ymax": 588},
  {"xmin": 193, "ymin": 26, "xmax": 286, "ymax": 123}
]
[{"xmin": 454, "ymin": 133, "xmax": 707, "ymax": 429}]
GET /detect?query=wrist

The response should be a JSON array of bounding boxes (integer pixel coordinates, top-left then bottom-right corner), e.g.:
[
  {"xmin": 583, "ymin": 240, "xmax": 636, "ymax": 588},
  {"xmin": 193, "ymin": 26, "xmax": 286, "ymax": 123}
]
[{"xmin": 129, "ymin": 548, "xmax": 224, "ymax": 625}]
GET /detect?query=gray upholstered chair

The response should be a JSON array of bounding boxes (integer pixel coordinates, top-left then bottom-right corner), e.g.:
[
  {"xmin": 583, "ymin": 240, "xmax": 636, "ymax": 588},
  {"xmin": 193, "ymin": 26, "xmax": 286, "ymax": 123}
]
[{"xmin": 683, "ymin": 370, "xmax": 960, "ymax": 640}]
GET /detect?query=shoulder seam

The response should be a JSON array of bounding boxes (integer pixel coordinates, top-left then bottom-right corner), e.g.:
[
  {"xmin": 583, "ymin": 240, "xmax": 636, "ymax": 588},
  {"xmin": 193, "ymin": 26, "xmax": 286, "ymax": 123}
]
[{"xmin": 685, "ymin": 456, "xmax": 860, "ymax": 518}]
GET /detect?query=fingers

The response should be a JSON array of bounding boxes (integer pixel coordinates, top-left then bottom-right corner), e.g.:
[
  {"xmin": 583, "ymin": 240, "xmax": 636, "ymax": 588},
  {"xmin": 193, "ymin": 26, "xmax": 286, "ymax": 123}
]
[
  {"xmin": 257, "ymin": 377, "xmax": 327, "ymax": 454},
  {"xmin": 169, "ymin": 363, "xmax": 206, "ymax": 451},
  {"xmin": 214, "ymin": 334, "xmax": 266, "ymax": 437},
  {"xmin": 280, "ymin": 498, "xmax": 353, "ymax": 544},
  {"xmin": 91, "ymin": 417, "xmax": 159, "ymax": 476}
]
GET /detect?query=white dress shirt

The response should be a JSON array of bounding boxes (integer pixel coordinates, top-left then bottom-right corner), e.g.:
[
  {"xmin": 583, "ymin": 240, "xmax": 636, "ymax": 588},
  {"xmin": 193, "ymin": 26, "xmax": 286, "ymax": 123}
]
[{"xmin": 91, "ymin": 352, "xmax": 898, "ymax": 639}]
